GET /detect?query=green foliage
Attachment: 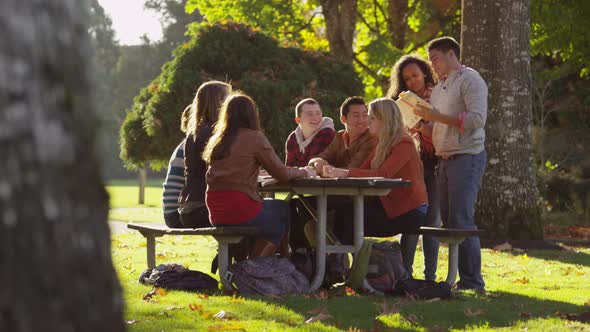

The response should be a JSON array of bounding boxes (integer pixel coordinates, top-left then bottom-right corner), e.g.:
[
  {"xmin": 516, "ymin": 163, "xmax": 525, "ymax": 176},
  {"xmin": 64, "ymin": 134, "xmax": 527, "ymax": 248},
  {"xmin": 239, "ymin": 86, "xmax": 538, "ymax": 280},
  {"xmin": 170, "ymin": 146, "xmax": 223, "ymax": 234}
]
[
  {"xmin": 531, "ymin": 0, "xmax": 590, "ymax": 77},
  {"xmin": 120, "ymin": 22, "xmax": 363, "ymax": 169}
]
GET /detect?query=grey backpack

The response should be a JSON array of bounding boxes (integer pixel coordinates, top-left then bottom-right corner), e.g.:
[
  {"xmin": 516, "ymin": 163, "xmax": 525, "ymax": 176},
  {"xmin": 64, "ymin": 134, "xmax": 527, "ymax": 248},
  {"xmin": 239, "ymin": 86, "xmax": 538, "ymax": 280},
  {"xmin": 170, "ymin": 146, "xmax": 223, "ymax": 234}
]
[{"xmin": 227, "ymin": 256, "xmax": 310, "ymax": 296}]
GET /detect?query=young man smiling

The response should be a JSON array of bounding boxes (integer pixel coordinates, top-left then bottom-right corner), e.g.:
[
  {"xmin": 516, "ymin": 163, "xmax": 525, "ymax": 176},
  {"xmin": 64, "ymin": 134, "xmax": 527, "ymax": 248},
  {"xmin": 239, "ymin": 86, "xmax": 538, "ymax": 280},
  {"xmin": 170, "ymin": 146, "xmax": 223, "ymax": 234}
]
[
  {"xmin": 285, "ymin": 98, "xmax": 335, "ymax": 167},
  {"xmin": 309, "ymin": 96, "xmax": 377, "ymax": 175}
]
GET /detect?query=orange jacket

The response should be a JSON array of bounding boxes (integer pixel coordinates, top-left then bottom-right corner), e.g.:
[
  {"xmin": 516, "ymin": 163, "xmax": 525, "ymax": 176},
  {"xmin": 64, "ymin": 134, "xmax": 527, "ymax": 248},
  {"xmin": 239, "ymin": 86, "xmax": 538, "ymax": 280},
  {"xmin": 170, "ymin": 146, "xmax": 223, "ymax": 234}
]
[{"xmin": 348, "ymin": 134, "xmax": 427, "ymax": 219}]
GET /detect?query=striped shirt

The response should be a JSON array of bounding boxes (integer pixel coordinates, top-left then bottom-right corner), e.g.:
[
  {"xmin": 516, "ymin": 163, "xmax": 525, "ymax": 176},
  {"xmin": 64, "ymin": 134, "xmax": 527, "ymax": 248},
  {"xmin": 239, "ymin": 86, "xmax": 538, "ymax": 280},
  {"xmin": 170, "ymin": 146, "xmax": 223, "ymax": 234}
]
[{"xmin": 162, "ymin": 140, "xmax": 185, "ymax": 216}]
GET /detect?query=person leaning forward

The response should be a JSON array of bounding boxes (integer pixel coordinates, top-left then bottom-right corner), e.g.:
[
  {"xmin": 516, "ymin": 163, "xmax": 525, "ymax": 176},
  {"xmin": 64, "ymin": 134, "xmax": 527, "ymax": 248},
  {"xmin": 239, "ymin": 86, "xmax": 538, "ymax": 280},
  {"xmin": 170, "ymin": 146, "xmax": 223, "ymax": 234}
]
[{"xmin": 308, "ymin": 96, "xmax": 377, "ymax": 174}]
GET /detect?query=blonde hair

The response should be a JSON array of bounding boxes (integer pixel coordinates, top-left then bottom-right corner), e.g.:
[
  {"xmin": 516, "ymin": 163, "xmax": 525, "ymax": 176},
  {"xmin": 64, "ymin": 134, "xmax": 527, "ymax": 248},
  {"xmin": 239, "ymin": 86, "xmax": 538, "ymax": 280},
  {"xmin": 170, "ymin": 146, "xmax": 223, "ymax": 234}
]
[
  {"xmin": 368, "ymin": 98, "xmax": 406, "ymax": 169},
  {"xmin": 186, "ymin": 80, "xmax": 232, "ymax": 138},
  {"xmin": 202, "ymin": 92, "xmax": 260, "ymax": 162}
]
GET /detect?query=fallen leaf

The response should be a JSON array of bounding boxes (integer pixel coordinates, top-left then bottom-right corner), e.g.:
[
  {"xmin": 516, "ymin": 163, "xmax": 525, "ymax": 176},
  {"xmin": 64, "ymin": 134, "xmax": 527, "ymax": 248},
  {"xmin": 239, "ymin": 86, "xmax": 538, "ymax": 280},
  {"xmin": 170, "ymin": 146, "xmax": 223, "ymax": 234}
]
[
  {"xmin": 345, "ymin": 287, "xmax": 357, "ymax": 296},
  {"xmin": 347, "ymin": 327, "xmax": 362, "ymax": 332},
  {"xmin": 513, "ymin": 277, "xmax": 530, "ymax": 284},
  {"xmin": 493, "ymin": 242, "xmax": 512, "ymax": 251},
  {"xmin": 542, "ymin": 285, "xmax": 560, "ymax": 291},
  {"xmin": 464, "ymin": 308, "xmax": 486, "ymax": 317},
  {"xmin": 156, "ymin": 288, "xmax": 168, "ymax": 296},
  {"xmin": 142, "ymin": 289, "xmax": 158, "ymax": 302},
  {"xmin": 125, "ymin": 320, "xmax": 139, "ymax": 325},
  {"xmin": 425, "ymin": 297, "xmax": 441, "ymax": 303},
  {"xmin": 559, "ymin": 311, "xmax": 590, "ymax": 324},
  {"xmin": 189, "ymin": 303, "xmax": 203, "ymax": 312},
  {"xmin": 198, "ymin": 294, "xmax": 210, "ymax": 300}
]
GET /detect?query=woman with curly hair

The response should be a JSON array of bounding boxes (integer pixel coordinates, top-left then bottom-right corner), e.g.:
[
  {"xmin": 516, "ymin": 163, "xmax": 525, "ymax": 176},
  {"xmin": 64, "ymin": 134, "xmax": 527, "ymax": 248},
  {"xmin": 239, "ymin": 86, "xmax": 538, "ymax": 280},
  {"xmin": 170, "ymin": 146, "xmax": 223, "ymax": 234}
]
[{"xmin": 387, "ymin": 54, "xmax": 441, "ymax": 281}]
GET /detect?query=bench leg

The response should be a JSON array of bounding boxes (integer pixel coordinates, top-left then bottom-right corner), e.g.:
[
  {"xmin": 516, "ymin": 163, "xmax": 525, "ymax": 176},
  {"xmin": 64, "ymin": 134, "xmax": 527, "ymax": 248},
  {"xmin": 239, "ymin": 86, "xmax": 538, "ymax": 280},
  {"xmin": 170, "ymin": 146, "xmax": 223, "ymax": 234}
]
[
  {"xmin": 446, "ymin": 242, "xmax": 459, "ymax": 286},
  {"xmin": 217, "ymin": 241, "xmax": 235, "ymax": 291}
]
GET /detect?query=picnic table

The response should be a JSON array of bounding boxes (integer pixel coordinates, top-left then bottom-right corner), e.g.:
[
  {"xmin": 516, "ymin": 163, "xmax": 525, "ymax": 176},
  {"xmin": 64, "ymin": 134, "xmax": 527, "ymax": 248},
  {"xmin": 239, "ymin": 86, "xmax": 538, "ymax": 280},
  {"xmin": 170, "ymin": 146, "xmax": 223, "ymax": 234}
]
[
  {"xmin": 261, "ymin": 176, "xmax": 483, "ymax": 291},
  {"xmin": 260, "ymin": 177, "xmax": 410, "ymax": 291}
]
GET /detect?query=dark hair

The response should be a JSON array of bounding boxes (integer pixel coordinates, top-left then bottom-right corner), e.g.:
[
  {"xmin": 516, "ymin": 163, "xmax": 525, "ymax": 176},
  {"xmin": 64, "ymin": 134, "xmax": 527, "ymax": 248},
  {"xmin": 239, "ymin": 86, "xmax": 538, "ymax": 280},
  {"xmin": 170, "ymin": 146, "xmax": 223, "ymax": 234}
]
[
  {"xmin": 387, "ymin": 54, "xmax": 437, "ymax": 99},
  {"xmin": 294, "ymin": 98, "xmax": 319, "ymax": 117},
  {"xmin": 186, "ymin": 80, "xmax": 231, "ymax": 138},
  {"xmin": 202, "ymin": 92, "xmax": 260, "ymax": 162},
  {"xmin": 427, "ymin": 36, "xmax": 461, "ymax": 59},
  {"xmin": 340, "ymin": 96, "xmax": 366, "ymax": 118}
]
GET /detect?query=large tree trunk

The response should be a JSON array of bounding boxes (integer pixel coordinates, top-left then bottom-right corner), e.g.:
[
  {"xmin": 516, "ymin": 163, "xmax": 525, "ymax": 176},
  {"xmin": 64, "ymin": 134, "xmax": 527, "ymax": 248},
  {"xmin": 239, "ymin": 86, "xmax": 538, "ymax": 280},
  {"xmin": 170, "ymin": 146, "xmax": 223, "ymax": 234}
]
[
  {"xmin": 0, "ymin": 0, "xmax": 125, "ymax": 330},
  {"xmin": 319, "ymin": 0, "xmax": 358, "ymax": 63},
  {"xmin": 461, "ymin": 0, "xmax": 543, "ymax": 240}
]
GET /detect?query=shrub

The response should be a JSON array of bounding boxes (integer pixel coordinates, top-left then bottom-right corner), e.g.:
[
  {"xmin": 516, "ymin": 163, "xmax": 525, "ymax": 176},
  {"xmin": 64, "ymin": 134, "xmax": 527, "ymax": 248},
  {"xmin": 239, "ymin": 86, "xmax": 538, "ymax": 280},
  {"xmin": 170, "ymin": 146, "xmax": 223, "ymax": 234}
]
[{"xmin": 119, "ymin": 22, "xmax": 363, "ymax": 170}]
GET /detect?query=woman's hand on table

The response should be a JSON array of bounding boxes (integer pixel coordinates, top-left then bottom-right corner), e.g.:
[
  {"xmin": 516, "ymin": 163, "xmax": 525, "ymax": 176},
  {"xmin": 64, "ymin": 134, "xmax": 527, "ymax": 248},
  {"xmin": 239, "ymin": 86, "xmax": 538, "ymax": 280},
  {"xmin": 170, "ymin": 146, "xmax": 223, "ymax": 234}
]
[{"xmin": 321, "ymin": 165, "xmax": 349, "ymax": 178}]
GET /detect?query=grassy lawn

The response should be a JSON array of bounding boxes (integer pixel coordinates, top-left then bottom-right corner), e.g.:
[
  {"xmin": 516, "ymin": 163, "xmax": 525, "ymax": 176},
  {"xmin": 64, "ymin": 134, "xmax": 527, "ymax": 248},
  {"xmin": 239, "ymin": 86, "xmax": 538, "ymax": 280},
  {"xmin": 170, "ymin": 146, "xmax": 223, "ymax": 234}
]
[
  {"xmin": 113, "ymin": 231, "xmax": 590, "ymax": 331},
  {"xmin": 107, "ymin": 179, "xmax": 164, "ymax": 223},
  {"xmin": 108, "ymin": 180, "xmax": 590, "ymax": 331}
]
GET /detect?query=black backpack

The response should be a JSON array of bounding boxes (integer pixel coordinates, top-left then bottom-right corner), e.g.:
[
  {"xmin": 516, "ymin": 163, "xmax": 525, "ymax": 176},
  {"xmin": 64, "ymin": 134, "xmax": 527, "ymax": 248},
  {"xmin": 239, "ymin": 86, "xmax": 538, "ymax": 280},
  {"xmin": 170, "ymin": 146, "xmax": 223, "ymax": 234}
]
[{"xmin": 392, "ymin": 279, "xmax": 452, "ymax": 299}]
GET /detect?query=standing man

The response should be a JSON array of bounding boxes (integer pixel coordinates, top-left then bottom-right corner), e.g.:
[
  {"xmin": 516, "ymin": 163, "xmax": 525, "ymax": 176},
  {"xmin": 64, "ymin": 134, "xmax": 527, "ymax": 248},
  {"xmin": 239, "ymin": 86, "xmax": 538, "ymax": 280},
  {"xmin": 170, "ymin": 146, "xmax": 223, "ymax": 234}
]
[{"xmin": 415, "ymin": 37, "xmax": 488, "ymax": 291}]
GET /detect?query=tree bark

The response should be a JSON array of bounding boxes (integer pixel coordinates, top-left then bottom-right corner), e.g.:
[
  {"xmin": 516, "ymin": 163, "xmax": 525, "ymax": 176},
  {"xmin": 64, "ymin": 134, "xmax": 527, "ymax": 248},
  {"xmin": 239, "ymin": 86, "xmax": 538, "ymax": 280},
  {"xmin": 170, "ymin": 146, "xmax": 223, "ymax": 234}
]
[
  {"xmin": 0, "ymin": 0, "xmax": 124, "ymax": 330},
  {"xmin": 461, "ymin": 0, "xmax": 543, "ymax": 240},
  {"xmin": 387, "ymin": 0, "xmax": 409, "ymax": 49},
  {"xmin": 319, "ymin": 0, "xmax": 358, "ymax": 63}
]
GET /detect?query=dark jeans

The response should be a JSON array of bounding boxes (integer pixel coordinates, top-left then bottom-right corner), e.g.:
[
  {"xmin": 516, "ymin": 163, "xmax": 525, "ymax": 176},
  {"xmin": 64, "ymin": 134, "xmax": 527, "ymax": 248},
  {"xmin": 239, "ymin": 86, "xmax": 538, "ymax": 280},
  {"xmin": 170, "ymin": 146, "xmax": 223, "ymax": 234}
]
[
  {"xmin": 164, "ymin": 211, "xmax": 183, "ymax": 228},
  {"xmin": 333, "ymin": 197, "xmax": 425, "ymax": 246},
  {"xmin": 438, "ymin": 150, "xmax": 487, "ymax": 291},
  {"xmin": 240, "ymin": 199, "xmax": 290, "ymax": 246},
  {"xmin": 179, "ymin": 206, "xmax": 210, "ymax": 228},
  {"xmin": 403, "ymin": 157, "xmax": 441, "ymax": 280}
]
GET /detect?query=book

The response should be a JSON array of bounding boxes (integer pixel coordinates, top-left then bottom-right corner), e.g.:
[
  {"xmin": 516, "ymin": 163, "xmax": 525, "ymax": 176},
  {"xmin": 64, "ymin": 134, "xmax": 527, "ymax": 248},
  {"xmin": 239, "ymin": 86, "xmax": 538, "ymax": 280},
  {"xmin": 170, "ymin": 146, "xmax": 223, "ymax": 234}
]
[{"xmin": 395, "ymin": 90, "xmax": 433, "ymax": 128}]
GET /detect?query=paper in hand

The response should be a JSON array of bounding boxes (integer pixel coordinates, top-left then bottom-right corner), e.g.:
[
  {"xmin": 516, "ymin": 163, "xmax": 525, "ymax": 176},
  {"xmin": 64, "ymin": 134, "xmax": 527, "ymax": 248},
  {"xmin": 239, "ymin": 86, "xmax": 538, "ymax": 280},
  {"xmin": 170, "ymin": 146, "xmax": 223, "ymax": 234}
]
[{"xmin": 395, "ymin": 91, "xmax": 433, "ymax": 128}]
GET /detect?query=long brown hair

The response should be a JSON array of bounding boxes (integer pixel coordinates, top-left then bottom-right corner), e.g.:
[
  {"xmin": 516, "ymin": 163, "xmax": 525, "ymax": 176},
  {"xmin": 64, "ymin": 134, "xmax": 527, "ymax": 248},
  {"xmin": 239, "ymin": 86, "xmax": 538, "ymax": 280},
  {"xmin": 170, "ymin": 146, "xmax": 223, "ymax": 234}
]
[
  {"xmin": 369, "ymin": 98, "xmax": 406, "ymax": 169},
  {"xmin": 186, "ymin": 80, "xmax": 231, "ymax": 138},
  {"xmin": 386, "ymin": 54, "xmax": 436, "ymax": 99},
  {"xmin": 202, "ymin": 92, "xmax": 260, "ymax": 162}
]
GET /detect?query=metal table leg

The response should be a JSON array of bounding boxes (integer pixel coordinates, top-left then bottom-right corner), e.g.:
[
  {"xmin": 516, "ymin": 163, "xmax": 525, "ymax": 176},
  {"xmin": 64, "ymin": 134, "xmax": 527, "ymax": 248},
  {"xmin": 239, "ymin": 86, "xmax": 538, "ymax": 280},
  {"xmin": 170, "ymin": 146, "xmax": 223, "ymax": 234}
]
[
  {"xmin": 310, "ymin": 194, "xmax": 327, "ymax": 291},
  {"xmin": 353, "ymin": 195, "xmax": 364, "ymax": 254}
]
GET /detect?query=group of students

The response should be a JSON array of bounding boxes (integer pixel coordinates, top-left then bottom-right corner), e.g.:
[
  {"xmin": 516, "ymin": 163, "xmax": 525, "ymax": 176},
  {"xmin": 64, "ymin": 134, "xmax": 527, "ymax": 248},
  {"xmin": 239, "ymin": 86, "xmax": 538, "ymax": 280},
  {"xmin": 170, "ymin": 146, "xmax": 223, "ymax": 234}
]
[{"xmin": 162, "ymin": 36, "xmax": 488, "ymax": 292}]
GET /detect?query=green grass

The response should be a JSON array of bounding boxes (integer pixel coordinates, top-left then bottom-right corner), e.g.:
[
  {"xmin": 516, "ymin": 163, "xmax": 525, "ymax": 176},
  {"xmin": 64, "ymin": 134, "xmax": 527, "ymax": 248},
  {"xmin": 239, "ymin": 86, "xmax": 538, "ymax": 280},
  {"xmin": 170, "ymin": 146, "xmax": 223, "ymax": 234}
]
[
  {"xmin": 113, "ymin": 231, "xmax": 590, "ymax": 331},
  {"xmin": 107, "ymin": 179, "xmax": 164, "ymax": 222},
  {"xmin": 108, "ymin": 181, "xmax": 590, "ymax": 331}
]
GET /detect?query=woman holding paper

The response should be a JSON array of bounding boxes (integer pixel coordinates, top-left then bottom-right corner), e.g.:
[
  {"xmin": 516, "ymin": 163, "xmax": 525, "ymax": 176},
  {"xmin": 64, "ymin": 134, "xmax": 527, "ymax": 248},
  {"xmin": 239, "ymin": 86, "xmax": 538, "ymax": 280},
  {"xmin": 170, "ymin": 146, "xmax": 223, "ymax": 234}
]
[
  {"xmin": 387, "ymin": 54, "xmax": 441, "ymax": 281},
  {"xmin": 324, "ymin": 98, "xmax": 427, "ymax": 255}
]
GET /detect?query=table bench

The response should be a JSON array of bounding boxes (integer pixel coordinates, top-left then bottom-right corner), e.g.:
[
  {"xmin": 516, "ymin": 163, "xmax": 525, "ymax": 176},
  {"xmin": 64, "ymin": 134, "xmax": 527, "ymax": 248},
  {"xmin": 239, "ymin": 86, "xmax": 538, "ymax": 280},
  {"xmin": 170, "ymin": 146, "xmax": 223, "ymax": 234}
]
[
  {"xmin": 127, "ymin": 223, "xmax": 260, "ymax": 290},
  {"xmin": 417, "ymin": 227, "xmax": 484, "ymax": 285}
]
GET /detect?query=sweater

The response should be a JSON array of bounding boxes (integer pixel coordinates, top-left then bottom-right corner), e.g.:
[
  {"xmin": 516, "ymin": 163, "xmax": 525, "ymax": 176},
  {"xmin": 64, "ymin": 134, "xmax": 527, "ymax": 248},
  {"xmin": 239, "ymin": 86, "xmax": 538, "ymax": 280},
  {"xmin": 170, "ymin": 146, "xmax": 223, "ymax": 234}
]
[{"xmin": 348, "ymin": 135, "xmax": 427, "ymax": 219}]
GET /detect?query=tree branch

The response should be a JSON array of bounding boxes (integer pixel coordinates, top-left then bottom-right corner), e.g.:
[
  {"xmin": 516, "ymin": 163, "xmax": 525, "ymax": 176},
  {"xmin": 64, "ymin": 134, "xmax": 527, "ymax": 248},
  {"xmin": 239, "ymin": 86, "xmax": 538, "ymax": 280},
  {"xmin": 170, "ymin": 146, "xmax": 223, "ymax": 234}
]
[
  {"xmin": 357, "ymin": 11, "xmax": 381, "ymax": 36},
  {"xmin": 353, "ymin": 54, "xmax": 389, "ymax": 90},
  {"xmin": 281, "ymin": 12, "xmax": 319, "ymax": 36}
]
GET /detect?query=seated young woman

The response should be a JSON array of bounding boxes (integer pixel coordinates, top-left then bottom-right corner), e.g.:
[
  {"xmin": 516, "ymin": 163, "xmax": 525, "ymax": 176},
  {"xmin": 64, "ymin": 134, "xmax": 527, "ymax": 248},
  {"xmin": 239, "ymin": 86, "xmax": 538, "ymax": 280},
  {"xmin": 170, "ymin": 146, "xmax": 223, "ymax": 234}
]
[
  {"xmin": 202, "ymin": 92, "xmax": 314, "ymax": 257},
  {"xmin": 323, "ymin": 98, "xmax": 428, "ymax": 254}
]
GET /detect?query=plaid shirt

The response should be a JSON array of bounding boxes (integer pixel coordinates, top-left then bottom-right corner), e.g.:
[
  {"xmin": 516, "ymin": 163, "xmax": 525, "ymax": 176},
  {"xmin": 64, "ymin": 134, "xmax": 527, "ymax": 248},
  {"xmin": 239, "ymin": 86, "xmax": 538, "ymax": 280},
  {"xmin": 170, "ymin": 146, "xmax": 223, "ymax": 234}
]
[{"xmin": 285, "ymin": 127, "xmax": 335, "ymax": 167}]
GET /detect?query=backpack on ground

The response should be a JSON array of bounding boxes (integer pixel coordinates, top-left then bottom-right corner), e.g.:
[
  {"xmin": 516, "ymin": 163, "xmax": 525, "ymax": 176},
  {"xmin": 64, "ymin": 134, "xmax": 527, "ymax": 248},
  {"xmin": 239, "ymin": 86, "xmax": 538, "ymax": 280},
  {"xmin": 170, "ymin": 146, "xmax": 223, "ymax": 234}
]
[
  {"xmin": 139, "ymin": 263, "xmax": 219, "ymax": 292},
  {"xmin": 347, "ymin": 240, "xmax": 411, "ymax": 293},
  {"xmin": 227, "ymin": 256, "xmax": 310, "ymax": 296},
  {"xmin": 392, "ymin": 278, "xmax": 452, "ymax": 300}
]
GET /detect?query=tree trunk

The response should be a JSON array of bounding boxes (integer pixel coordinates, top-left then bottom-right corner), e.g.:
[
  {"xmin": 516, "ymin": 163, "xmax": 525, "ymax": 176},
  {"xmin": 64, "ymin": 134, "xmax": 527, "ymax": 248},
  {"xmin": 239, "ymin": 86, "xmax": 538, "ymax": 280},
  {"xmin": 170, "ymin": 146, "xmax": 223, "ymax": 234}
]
[
  {"xmin": 461, "ymin": 0, "xmax": 543, "ymax": 240},
  {"xmin": 387, "ymin": 0, "xmax": 409, "ymax": 49},
  {"xmin": 319, "ymin": 0, "xmax": 358, "ymax": 63},
  {"xmin": 0, "ymin": 0, "xmax": 124, "ymax": 330},
  {"xmin": 139, "ymin": 163, "xmax": 147, "ymax": 204}
]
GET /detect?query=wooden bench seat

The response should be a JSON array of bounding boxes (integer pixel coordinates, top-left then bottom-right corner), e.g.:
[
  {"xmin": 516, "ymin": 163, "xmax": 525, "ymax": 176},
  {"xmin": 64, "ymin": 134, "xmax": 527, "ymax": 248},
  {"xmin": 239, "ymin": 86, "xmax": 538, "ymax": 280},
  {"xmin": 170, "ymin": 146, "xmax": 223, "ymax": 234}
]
[
  {"xmin": 417, "ymin": 227, "xmax": 484, "ymax": 285},
  {"xmin": 127, "ymin": 223, "xmax": 260, "ymax": 290}
]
